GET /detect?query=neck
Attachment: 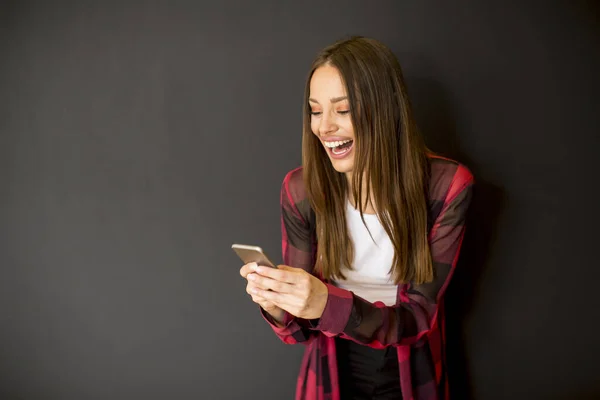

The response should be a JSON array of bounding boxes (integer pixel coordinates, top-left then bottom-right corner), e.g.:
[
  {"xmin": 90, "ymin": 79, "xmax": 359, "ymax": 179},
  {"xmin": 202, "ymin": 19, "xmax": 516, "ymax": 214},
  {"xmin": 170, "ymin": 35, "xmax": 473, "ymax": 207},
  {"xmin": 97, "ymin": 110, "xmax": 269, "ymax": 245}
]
[{"xmin": 345, "ymin": 172, "xmax": 376, "ymax": 214}]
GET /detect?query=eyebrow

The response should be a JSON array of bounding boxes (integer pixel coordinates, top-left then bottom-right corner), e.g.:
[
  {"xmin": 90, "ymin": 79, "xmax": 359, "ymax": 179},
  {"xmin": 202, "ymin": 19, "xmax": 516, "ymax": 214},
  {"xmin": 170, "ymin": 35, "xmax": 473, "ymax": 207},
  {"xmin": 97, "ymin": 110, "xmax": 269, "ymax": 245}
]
[{"xmin": 308, "ymin": 96, "xmax": 348, "ymax": 104}]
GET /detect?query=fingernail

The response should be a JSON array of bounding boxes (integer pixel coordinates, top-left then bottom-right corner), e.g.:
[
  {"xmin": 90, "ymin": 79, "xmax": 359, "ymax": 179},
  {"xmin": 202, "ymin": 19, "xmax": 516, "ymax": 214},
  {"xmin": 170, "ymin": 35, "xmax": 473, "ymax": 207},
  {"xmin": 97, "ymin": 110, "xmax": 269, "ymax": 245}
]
[
  {"xmin": 248, "ymin": 273, "xmax": 256, "ymax": 281},
  {"xmin": 251, "ymin": 263, "xmax": 258, "ymax": 271},
  {"xmin": 250, "ymin": 287, "xmax": 258, "ymax": 294}
]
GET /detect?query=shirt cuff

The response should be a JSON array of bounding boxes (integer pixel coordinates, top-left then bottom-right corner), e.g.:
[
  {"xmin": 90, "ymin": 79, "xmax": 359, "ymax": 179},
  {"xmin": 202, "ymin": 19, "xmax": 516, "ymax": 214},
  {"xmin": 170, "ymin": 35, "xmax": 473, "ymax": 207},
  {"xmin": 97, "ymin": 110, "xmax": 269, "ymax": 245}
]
[{"xmin": 314, "ymin": 283, "xmax": 354, "ymax": 335}]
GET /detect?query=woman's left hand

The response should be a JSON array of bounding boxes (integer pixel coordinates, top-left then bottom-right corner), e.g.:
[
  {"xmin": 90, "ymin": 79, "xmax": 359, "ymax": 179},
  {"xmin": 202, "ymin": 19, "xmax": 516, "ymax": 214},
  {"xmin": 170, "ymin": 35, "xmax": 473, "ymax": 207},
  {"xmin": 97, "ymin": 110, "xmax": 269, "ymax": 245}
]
[{"xmin": 247, "ymin": 264, "xmax": 328, "ymax": 320}]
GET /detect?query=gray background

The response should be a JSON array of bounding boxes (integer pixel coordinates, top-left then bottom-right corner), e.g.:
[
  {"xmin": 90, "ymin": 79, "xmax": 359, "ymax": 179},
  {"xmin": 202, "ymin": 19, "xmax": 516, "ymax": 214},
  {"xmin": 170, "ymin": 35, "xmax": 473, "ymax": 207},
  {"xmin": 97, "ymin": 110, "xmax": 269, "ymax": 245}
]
[{"xmin": 1, "ymin": 1, "xmax": 598, "ymax": 399}]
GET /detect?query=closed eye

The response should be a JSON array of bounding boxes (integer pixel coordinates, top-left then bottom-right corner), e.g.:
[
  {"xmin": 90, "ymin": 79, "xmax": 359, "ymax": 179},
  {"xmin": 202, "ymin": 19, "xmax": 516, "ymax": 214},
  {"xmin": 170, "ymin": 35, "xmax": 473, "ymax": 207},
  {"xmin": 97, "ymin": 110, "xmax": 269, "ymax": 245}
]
[{"xmin": 310, "ymin": 110, "xmax": 349, "ymax": 116}]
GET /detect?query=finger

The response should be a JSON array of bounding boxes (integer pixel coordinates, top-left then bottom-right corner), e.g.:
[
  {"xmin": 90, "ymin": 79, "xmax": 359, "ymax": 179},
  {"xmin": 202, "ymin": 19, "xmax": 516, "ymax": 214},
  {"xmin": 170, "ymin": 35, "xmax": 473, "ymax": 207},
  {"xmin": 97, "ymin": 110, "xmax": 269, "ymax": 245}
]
[
  {"xmin": 247, "ymin": 285, "xmax": 273, "ymax": 304},
  {"xmin": 248, "ymin": 273, "xmax": 294, "ymax": 293},
  {"xmin": 255, "ymin": 265, "xmax": 304, "ymax": 284},
  {"xmin": 254, "ymin": 287, "xmax": 294, "ymax": 308},
  {"xmin": 246, "ymin": 281, "xmax": 272, "ymax": 297},
  {"xmin": 246, "ymin": 282, "xmax": 265, "ymax": 295},
  {"xmin": 256, "ymin": 285, "xmax": 308, "ymax": 312},
  {"xmin": 250, "ymin": 295, "xmax": 271, "ymax": 307},
  {"xmin": 275, "ymin": 265, "xmax": 295, "ymax": 271},
  {"xmin": 250, "ymin": 296, "xmax": 277, "ymax": 311},
  {"xmin": 240, "ymin": 262, "xmax": 258, "ymax": 278},
  {"xmin": 246, "ymin": 285, "xmax": 274, "ymax": 305}
]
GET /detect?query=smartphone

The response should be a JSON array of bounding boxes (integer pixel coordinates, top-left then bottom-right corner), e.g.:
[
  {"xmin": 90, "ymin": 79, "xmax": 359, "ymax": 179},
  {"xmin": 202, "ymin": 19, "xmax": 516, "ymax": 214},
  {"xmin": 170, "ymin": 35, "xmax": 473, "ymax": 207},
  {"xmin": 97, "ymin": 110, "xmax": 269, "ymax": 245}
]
[{"xmin": 231, "ymin": 244, "xmax": 276, "ymax": 268}]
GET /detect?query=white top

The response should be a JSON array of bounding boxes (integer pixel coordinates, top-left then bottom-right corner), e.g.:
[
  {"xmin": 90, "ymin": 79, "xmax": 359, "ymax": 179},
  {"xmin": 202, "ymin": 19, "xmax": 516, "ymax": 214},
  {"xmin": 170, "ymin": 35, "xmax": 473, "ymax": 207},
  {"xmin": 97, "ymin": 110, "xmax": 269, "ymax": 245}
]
[{"xmin": 331, "ymin": 201, "xmax": 398, "ymax": 306}]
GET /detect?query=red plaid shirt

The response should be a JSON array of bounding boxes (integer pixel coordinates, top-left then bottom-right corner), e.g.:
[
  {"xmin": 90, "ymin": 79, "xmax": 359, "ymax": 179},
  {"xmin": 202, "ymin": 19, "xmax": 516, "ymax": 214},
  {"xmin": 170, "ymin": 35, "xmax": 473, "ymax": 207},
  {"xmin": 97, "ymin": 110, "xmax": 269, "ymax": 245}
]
[{"xmin": 260, "ymin": 155, "xmax": 474, "ymax": 400}]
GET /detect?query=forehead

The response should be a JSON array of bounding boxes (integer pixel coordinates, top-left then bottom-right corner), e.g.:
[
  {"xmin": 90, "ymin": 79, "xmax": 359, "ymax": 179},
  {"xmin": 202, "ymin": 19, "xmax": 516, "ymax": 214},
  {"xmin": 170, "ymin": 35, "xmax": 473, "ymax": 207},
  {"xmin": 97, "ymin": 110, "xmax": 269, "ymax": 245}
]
[{"xmin": 309, "ymin": 65, "xmax": 347, "ymax": 99}]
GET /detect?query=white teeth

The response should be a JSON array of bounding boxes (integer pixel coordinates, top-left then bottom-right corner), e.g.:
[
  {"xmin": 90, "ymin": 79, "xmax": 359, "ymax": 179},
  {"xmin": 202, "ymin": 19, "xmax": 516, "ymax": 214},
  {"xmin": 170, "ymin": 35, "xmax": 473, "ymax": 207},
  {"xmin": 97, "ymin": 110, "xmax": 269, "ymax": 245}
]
[{"xmin": 324, "ymin": 139, "xmax": 352, "ymax": 148}]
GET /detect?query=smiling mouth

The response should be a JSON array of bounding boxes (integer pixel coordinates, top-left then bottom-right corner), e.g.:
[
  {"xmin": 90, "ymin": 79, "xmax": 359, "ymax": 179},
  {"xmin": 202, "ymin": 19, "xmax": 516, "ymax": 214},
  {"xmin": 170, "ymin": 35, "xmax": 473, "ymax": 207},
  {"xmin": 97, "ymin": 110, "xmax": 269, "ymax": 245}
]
[{"xmin": 324, "ymin": 139, "xmax": 354, "ymax": 157}]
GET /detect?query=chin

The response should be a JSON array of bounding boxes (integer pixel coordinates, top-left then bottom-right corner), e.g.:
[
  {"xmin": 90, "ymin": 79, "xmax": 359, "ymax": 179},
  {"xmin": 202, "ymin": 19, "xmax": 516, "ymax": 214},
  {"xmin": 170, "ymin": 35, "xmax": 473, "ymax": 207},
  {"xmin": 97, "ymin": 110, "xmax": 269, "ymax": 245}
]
[{"xmin": 330, "ymin": 160, "xmax": 354, "ymax": 174}]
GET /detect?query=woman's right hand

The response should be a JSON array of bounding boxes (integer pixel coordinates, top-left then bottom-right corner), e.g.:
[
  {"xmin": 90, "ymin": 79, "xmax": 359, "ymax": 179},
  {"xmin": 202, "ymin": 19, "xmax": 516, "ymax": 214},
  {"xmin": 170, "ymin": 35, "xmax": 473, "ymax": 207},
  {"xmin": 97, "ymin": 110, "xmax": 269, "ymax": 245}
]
[{"xmin": 240, "ymin": 262, "xmax": 286, "ymax": 326}]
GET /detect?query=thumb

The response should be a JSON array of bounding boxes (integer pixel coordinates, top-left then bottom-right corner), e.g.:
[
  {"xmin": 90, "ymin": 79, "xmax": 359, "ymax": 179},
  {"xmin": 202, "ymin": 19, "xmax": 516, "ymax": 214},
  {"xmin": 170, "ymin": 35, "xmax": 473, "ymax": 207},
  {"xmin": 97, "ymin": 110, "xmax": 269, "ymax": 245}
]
[
  {"xmin": 240, "ymin": 262, "xmax": 258, "ymax": 277},
  {"xmin": 276, "ymin": 264, "xmax": 296, "ymax": 271}
]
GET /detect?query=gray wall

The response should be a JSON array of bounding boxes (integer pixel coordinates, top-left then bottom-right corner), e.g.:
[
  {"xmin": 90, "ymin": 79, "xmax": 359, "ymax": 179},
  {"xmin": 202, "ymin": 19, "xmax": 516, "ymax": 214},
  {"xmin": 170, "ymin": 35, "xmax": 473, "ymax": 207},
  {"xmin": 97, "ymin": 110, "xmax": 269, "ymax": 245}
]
[{"xmin": 0, "ymin": 1, "xmax": 598, "ymax": 399}]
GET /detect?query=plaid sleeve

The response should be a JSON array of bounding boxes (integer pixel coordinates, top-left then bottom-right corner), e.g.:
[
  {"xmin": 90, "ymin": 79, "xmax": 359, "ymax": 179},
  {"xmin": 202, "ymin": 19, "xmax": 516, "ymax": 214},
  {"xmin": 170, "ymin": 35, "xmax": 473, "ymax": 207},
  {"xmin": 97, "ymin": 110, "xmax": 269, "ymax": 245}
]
[
  {"xmin": 313, "ymin": 165, "xmax": 474, "ymax": 348},
  {"xmin": 260, "ymin": 167, "xmax": 319, "ymax": 345}
]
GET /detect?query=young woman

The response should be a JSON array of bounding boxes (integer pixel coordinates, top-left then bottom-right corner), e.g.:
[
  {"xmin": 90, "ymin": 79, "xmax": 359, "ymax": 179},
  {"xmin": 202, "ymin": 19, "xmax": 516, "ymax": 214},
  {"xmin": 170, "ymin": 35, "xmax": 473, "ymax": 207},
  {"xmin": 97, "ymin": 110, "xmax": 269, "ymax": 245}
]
[{"xmin": 240, "ymin": 36, "xmax": 474, "ymax": 400}]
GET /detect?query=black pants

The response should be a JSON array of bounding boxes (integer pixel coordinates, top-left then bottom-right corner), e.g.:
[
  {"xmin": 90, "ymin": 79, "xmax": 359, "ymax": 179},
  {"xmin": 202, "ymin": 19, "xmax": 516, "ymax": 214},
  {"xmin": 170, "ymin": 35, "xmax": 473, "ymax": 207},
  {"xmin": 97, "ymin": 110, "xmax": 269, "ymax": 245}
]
[{"xmin": 336, "ymin": 337, "xmax": 403, "ymax": 399}]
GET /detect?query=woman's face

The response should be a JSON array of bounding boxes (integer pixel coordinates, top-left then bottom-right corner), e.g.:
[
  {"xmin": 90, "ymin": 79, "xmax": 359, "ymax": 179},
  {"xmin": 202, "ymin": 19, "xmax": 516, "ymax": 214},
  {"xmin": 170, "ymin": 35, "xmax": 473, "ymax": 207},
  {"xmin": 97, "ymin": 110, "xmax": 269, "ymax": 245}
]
[{"xmin": 309, "ymin": 65, "xmax": 355, "ymax": 177}]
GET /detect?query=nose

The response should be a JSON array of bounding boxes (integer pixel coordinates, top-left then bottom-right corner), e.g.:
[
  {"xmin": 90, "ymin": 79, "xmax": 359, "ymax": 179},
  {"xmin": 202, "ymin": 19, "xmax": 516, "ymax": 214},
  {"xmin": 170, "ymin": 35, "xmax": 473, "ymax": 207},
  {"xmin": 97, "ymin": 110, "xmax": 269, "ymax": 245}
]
[{"xmin": 318, "ymin": 112, "xmax": 337, "ymax": 136}]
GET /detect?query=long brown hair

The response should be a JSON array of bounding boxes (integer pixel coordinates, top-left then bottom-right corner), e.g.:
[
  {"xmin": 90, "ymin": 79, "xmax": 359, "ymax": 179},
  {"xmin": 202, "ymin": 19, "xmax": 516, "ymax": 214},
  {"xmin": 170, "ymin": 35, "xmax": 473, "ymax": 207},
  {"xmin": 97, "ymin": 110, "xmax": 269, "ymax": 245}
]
[{"xmin": 302, "ymin": 36, "xmax": 433, "ymax": 284}]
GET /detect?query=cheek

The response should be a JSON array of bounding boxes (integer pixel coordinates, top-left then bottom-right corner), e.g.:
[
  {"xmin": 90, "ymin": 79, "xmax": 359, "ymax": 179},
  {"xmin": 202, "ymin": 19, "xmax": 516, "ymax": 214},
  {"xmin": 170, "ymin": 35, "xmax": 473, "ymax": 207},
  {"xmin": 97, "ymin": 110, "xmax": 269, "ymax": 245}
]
[
  {"xmin": 310, "ymin": 120, "xmax": 320, "ymax": 136},
  {"xmin": 341, "ymin": 120, "xmax": 355, "ymax": 138}
]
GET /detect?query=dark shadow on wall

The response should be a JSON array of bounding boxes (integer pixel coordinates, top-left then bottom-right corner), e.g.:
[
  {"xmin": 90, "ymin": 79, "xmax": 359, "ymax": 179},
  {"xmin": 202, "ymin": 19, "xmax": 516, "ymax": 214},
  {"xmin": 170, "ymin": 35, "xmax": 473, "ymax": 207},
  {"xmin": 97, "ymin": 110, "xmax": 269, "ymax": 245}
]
[{"xmin": 406, "ymin": 74, "xmax": 506, "ymax": 400}]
